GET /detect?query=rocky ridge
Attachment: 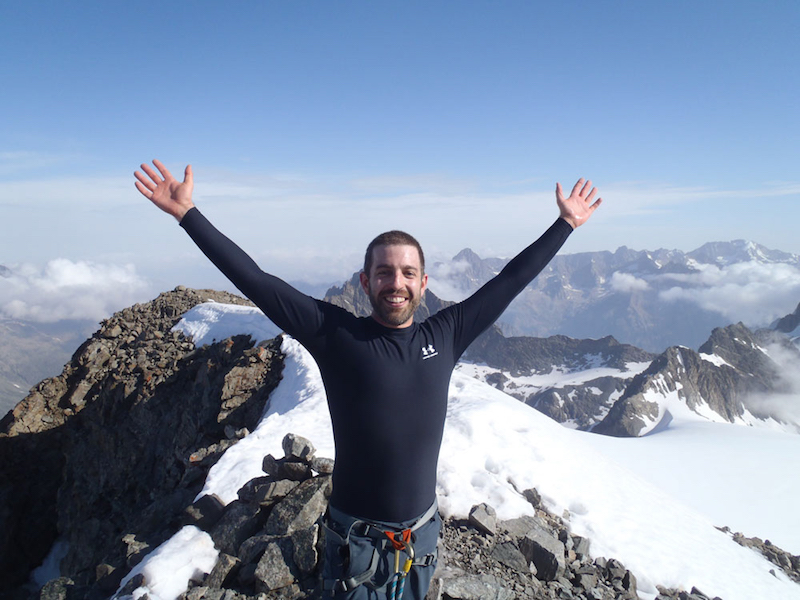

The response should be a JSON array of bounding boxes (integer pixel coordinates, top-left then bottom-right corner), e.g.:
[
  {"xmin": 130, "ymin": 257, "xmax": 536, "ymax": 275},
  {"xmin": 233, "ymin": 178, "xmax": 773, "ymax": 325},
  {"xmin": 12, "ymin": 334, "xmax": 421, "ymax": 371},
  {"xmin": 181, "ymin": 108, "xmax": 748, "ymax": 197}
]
[
  {"xmin": 593, "ymin": 323, "xmax": 796, "ymax": 437},
  {"xmin": 0, "ymin": 287, "xmax": 284, "ymax": 596},
  {"xmin": 773, "ymin": 302, "xmax": 800, "ymax": 340},
  {"xmin": 463, "ymin": 328, "xmax": 655, "ymax": 430},
  {"xmin": 34, "ymin": 432, "xmax": 755, "ymax": 600},
  {"xmin": 35, "ymin": 432, "xmax": 800, "ymax": 600},
  {"xmin": 460, "ymin": 317, "xmax": 798, "ymax": 436}
]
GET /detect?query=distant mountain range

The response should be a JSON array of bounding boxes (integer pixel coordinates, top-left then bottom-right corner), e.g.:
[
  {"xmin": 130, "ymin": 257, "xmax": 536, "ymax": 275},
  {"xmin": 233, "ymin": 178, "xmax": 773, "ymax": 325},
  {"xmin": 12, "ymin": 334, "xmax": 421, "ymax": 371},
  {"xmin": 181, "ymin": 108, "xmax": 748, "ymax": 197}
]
[
  {"xmin": 429, "ymin": 239, "xmax": 800, "ymax": 352},
  {"xmin": 2, "ymin": 238, "xmax": 799, "ymax": 425}
]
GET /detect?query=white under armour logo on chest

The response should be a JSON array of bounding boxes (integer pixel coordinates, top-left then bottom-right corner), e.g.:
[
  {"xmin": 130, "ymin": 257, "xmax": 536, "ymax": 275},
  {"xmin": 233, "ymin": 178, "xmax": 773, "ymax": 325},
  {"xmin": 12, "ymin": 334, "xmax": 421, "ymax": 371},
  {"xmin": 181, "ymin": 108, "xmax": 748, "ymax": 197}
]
[{"xmin": 421, "ymin": 344, "xmax": 438, "ymax": 360}]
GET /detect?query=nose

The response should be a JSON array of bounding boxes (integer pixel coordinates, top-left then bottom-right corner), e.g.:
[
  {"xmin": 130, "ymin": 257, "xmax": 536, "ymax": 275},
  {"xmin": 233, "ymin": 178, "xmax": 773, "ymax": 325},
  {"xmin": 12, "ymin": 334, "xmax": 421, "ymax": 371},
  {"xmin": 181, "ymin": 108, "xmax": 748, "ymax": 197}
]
[{"xmin": 391, "ymin": 270, "xmax": 405, "ymax": 290}]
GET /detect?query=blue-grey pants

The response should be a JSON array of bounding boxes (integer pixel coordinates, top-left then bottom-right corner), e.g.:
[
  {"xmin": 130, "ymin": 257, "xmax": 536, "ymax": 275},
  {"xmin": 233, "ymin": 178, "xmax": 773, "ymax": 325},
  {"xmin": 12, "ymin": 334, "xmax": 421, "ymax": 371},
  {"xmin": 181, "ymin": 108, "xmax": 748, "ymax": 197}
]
[{"xmin": 322, "ymin": 503, "xmax": 441, "ymax": 600}]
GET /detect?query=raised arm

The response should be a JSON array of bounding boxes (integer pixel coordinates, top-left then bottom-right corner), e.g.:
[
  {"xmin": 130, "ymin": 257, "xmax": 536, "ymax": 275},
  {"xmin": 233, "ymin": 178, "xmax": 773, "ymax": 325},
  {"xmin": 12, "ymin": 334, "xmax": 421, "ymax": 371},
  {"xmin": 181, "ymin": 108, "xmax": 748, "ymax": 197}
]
[
  {"xmin": 134, "ymin": 159, "xmax": 195, "ymax": 221},
  {"xmin": 448, "ymin": 178, "xmax": 603, "ymax": 356},
  {"xmin": 133, "ymin": 160, "xmax": 327, "ymax": 342}
]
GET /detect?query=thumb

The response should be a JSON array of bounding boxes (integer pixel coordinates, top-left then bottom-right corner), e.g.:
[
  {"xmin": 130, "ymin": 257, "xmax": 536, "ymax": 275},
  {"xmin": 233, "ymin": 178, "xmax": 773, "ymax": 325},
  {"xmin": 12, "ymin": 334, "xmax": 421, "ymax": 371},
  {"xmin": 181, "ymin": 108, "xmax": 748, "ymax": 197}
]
[{"xmin": 184, "ymin": 164, "xmax": 193, "ymax": 186}]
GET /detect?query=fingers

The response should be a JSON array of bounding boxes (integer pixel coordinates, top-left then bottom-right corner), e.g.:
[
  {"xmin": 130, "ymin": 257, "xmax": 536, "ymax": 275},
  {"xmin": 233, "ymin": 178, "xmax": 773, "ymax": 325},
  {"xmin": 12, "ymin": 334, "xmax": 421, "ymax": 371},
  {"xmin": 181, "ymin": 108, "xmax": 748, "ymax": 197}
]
[
  {"xmin": 134, "ymin": 180, "xmax": 152, "ymax": 198},
  {"xmin": 558, "ymin": 179, "xmax": 600, "ymax": 204},
  {"xmin": 570, "ymin": 178, "xmax": 585, "ymax": 198},
  {"xmin": 152, "ymin": 159, "xmax": 173, "ymax": 182},
  {"xmin": 572, "ymin": 178, "xmax": 599, "ymax": 204},
  {"xmin": 140, "ymin": 162, "xmax": 162, "ymax": 186},
  {"xmin": 134, "ymin": 169, "xmax": 153, "ymax": 189},
  {"xmin": 134, "ymin": 170, "xmax": 155, "ymax": 197}
]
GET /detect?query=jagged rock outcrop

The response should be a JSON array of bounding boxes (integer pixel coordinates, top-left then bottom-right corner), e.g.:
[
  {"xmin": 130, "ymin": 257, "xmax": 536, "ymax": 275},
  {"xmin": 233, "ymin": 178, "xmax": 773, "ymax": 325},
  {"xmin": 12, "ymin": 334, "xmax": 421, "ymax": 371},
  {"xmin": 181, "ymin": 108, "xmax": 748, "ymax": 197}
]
[
  {"xmin": 0, "ymin": 287, "xmax": 284, "ymax": 596},
  {"xmin": 593, "ymin": 323, "xmax": 795, "ymax": 437},
  {"xmin": 24, "ymin": 430, "xmax": 652, "ymax": 600},
  {"xmin": 464, "ymin": 328, "xmax": 654, "ymax": 377},
  {"xmin": 525, "ymin": 375, "xmax": 629, "ymax": 430},
  {"xmin": 462, "ymin": 329, "xmax": 655, "ymax": 430},
  {"xmin": 774, "ymin": 302, "xmax": 800, "ymax": 336},
  {"xmin": 26, "ymin": 422, "xmax": 800, "ymax": 600},
  {"xmin": 717, "ymin": 526, "xmax": 800, "ymax": 585}
]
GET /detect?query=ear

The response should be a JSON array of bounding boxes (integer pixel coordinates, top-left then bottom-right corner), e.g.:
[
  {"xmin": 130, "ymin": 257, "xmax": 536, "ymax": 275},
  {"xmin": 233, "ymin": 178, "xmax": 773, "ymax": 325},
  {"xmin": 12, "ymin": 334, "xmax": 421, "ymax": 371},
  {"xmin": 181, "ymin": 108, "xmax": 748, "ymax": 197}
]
[
  {"xmin": 359, "ymin": 271, "xmax": 370, "ymax": 295},
  {"xmin": 420, "ymin": 273, "xmax": 428, "ymax": 296}
]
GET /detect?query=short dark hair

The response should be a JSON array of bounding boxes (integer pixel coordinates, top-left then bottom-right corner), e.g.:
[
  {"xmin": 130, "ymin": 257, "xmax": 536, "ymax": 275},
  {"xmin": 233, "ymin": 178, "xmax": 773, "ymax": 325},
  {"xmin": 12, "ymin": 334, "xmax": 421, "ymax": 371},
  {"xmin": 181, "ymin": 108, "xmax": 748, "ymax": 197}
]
[{"xmin": 363, "ymin": 230, "xmax": 425, "ymax": 275}]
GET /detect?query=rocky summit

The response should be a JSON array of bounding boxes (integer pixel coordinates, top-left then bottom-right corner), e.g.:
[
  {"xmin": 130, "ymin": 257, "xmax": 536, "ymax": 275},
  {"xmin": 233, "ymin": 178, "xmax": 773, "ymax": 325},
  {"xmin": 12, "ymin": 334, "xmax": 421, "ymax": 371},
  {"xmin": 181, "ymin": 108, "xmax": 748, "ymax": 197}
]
[
  {"xmin": 0, "ymin": 287, "xmax": 282, "ymax": 597},
  {"xmin": 1, "ymin": 288, "xmax": 799, "ymax": 600}
]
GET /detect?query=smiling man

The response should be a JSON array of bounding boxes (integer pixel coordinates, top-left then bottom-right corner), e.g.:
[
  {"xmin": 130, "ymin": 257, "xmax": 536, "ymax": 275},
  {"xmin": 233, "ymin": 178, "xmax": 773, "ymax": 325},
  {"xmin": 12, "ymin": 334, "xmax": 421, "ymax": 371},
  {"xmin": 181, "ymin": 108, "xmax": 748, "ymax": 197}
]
[
  {"xmin": 361, "ymin": 230, "xmax": 428, "ymax": 328},
  {"xmin": 135, "ymin": 160, "xmax": 601, "ymax": 600}
]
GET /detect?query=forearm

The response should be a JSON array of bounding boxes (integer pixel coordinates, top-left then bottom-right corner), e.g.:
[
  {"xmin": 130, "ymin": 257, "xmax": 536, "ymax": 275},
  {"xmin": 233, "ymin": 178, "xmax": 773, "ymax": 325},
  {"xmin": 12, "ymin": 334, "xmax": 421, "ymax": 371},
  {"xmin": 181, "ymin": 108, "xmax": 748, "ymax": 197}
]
[
  {"xmin": 452, "ymin": 217, "xmax": 572, "ymax": 353},
  {"xmin": 180, "ymin": 208, "xmax": 269, "ymax": 299},
  {"xmin": 496, "ymin": 217, "xmax": 573, "ymax": 293}
]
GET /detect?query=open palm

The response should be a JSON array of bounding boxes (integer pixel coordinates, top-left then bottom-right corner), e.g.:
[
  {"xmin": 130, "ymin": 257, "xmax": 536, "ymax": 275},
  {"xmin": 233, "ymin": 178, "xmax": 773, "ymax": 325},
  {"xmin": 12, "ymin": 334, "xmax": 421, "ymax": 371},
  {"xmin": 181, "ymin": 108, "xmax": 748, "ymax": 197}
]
[
  {"xmin": 134, "ymin": 159, "xmax": 194, "ymax": 221},
  {"xmin": 556, "ymin": 178, "xmax": 602, "ymax": 229}
]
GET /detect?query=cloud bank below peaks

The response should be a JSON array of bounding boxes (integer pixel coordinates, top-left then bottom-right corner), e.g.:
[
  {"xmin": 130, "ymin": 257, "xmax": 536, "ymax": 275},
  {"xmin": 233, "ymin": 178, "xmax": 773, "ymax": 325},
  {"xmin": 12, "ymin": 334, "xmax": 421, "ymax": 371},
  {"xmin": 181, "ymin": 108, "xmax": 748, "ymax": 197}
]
[
  {"xmin": 658, "ymin": 261, "xmax": 800, "ymax": 327},
  {"xmin": 744, "ymin": 341, "xmax": 800, "ymax": 429},
  {"xmin": 0, "ymin": 259, "xmax": 151, "ymax": 323}
]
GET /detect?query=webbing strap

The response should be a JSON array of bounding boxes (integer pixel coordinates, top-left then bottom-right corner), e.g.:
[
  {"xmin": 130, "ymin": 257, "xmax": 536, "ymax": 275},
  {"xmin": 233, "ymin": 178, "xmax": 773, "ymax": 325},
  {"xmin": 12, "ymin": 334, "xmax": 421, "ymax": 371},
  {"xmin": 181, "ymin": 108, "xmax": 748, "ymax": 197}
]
[
  {"xmin": 329, "ymin": 548, "xmax": 381, "ymax": 593},
  {"xmin": 322, "ymin": 500, "xmax": 439, "ymax": 595},
  {"xmin": 406, "ymin": 501, "xmax": 438, "ymax": 534}
]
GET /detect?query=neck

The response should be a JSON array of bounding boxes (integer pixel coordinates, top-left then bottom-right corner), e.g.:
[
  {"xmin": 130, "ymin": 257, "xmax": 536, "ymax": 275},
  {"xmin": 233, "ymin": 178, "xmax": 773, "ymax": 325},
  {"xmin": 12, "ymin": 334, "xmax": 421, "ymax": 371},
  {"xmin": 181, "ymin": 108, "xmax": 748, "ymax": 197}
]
[{"xmin": 369, "ymin": 313, "xmax": 414, "ymax": 329}]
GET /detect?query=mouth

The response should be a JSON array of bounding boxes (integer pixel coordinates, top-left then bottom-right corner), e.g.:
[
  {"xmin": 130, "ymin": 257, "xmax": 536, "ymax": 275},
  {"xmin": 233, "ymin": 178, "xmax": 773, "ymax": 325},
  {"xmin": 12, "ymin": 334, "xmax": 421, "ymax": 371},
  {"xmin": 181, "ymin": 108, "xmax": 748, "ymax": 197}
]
[{"xmin": 382, "ymin": 294, "xmax": 410, "ymax": 308}]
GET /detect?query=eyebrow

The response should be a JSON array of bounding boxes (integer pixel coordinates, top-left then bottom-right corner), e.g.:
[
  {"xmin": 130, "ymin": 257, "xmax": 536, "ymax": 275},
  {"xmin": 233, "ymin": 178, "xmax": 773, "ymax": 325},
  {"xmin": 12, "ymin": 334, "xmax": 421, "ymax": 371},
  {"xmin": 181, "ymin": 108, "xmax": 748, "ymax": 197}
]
[{"xmin": 375, "ymin": 263, "xmax": 419, "ymax": 273}]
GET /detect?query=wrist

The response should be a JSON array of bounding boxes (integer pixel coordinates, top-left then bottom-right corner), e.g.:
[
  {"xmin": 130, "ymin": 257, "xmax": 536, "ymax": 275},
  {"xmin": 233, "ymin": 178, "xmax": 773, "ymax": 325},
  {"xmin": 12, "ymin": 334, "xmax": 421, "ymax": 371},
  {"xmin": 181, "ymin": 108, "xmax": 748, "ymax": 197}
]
[
  {"xmin": 559, "ymin": 216, "xmax": 578, "ymax": 230},
  {"xmin": 175, "ymin": 203, "xmax": 195, "ymax": 222}
]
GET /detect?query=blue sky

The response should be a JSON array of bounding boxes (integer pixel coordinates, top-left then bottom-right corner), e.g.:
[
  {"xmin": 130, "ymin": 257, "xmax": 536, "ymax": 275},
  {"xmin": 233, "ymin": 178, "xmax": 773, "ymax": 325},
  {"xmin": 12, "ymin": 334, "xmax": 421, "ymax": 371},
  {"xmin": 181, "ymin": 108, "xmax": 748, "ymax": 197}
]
[{"xmin": 1, "ymin": 1, "xmax": 798, "ymax": 311}]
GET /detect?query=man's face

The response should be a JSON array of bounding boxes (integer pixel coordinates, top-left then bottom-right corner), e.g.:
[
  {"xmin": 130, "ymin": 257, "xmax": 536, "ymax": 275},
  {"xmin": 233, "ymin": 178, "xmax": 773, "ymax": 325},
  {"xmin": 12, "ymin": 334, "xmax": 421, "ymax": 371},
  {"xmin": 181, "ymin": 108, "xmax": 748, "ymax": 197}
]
[{"xmin": 360, "ymin": 244, "xmax": 428, "ymax": 328}]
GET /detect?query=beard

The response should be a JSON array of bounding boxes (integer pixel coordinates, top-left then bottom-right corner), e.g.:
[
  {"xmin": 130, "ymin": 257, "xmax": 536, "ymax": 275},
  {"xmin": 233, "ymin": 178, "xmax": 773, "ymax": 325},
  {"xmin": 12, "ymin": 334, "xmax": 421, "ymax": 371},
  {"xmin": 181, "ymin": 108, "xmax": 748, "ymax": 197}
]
[{"xmin": 366, "ymin": 286, "xmax": 422, "ymax": 327}]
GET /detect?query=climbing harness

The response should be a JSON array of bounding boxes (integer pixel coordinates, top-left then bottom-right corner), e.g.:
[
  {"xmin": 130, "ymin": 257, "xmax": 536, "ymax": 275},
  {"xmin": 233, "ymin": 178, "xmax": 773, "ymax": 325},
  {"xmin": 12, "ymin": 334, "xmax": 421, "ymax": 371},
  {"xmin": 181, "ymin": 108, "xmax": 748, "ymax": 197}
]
[
  {"xmin": 322, "ymin": 501, "xmax": 438, "ymax": 598},
  {"xmin": 385, "ymin": 528, "xmax": 414, "ymax": 600}
]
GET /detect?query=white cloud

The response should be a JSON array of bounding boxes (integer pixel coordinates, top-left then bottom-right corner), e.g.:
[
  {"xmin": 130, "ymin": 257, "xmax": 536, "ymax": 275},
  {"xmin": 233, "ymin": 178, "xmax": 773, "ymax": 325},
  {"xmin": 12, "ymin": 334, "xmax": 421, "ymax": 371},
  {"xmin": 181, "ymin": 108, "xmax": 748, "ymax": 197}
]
[
  {"xmin": 744, "ymin": 342, "xmax": 800, "ymax": 428},
  {"xmin": 610, "ymin": 272, "xmax": 650, "ymax": 293},
  {"xmin": 0, "ymin": 259, "xmax": 151, "ymax": 322},
  {"xmin": 348, "ymin": 173, "xmax": 477, "ymax": 195},
  {"xmin": 0, "ymin": 150, "xmax": 79, "ymax": 176},
  {"xmin": 426, "ymin": 259, "xmax": 483, "ymax": 302},
  {"xmin": 658, "ymin": 262, "xmax": 800, "ymax": 326},
  {"xmin": 604, "ymin": 180, "xmax": 800, "ymax": 214}
]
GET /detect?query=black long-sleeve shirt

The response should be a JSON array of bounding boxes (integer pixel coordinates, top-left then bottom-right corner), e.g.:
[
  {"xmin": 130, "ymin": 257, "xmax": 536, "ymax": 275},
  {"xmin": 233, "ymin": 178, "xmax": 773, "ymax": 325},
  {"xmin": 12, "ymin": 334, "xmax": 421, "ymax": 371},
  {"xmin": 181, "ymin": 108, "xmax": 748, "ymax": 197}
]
[{"xmin": 180, "ymin": 208, "xmax": 572, "ymax": 522}]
